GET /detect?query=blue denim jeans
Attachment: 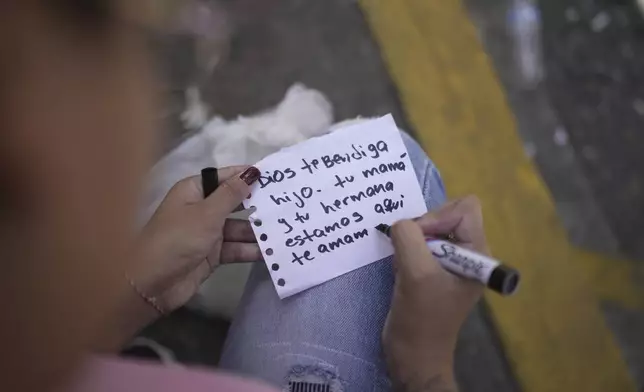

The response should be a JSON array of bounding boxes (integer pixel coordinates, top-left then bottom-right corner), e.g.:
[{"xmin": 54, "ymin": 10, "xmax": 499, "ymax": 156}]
[{"xmin": 219, "ymin": 132, "xmax": 446, "ymax": 391}]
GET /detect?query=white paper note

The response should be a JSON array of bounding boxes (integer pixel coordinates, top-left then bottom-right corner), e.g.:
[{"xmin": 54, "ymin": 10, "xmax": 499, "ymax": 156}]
[{"xmin": 244, "ymin": 115, "xmax": 428, "ymax": 298}]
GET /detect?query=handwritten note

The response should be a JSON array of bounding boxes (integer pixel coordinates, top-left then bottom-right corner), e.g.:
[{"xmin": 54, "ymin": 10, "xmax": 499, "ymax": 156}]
[{"xmin": 244, "ymin": 115, "xmax": 428, "ymax": 298}]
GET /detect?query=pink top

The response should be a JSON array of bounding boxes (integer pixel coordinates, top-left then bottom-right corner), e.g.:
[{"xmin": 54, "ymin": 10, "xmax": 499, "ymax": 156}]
[{"xmin": 66, "ymin": 356, "xmax": 279, "ymax": 392}]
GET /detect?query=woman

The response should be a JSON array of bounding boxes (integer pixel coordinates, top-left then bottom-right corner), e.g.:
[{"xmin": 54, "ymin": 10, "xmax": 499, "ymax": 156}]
[{"xmin": 0, "ymin": 1, "xmax": 485, "ymax": 391}]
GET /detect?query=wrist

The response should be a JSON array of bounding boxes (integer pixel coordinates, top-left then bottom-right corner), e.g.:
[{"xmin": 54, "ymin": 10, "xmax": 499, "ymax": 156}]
[
  {"xmin": 124, "ymin": 281, "xmax": 162, "ymax": 326},
  {"xmin": 128, "ymin": 231, "xmax": 187, "ymax": 313},
  {"xmin": 125, "ymin": 273, "xmax": 168, "ymax": 315},
  {"xmin": 94, "ymin": 277, "xmax": 160, "ymax": 353}
]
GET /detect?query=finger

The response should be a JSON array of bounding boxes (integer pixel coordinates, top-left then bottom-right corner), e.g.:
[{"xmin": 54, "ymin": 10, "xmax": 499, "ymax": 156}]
[
  {"xmin": 390, "ymin": 220, "xmax": 443, "ymax": 279},
  {"xmin": 190, "ymin": 166, "xmax": 251, "ymax": 200},
  {"xmin": 165, "ymin": 167, "xmax": 250, "ymax": 205},
  {"xmin": 417, "ymin": 196, "xmax": 483, "ymax": 242},
  {"xmin": 414, "ymin": 199, "xmax": 463, "ymax": 233},
  {"xmin": 217, "ymin": 166, "xmax": 251, "ymax": 184},
  {"xmin": 219, "ymin": 242, "xmax": 264, "ymax": 264},
  {"xmin": 223, "ymin": 219, "xmax": 257, "ymax": 242},
  {"xmin": 203, "ymin": 166, "xmax": 260, "ymax": 220}
]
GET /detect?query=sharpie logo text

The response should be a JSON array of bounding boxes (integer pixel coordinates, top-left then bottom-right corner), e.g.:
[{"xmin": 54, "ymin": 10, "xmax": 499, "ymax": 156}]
[{"xmin": 431, "ymin": 243, "xmax": 485, "ymax": 277}]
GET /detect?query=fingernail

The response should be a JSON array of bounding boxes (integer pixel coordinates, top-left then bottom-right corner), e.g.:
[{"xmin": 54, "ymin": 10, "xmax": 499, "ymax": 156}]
[{"xmin": 240, "ymin": 166, "xmax": 260, "ymax": 185}]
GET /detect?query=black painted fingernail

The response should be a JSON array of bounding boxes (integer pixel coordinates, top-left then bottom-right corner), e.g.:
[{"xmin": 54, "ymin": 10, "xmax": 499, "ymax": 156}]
[
  {"xmin": 201, "ymin": 167, "xmax": 219, "ymax": 198},
  {"xmin": 240, "ymin": 166, "xmax": 260, "ymax": 185}
]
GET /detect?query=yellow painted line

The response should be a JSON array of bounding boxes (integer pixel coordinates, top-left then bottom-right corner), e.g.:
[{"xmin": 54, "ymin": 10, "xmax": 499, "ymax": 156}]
[
  {"xmin": 359, "ymin": 0, "xmax": 641, "ymax": 391},
  {"xmin": 585, "ymin": 252, "xmax": 644, "ymax": 309}
]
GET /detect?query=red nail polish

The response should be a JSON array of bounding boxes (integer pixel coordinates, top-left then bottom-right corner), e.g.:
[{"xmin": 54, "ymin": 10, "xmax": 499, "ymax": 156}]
[{"xmin": 240, "ymin": 166, "xmax": 260, "ymax": 185}]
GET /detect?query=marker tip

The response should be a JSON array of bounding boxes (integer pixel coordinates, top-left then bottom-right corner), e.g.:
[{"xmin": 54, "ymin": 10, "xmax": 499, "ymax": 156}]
[{"xmin": 375, "ymin": 224, "xmax": 391, "ymax": 236}]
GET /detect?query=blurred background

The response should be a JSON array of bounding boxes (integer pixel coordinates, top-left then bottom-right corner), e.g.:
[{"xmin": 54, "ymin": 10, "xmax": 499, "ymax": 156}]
[{"xmin": 140, "ymin": 0, "xmax": 644, "ymax": 391}]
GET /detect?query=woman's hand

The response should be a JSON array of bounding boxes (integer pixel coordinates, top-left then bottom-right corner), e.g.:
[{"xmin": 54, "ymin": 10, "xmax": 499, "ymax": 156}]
[
  {"xmin": 130, "ymin": 166, "xmax": 261, "ymax": 314},
  {"xmin": 383, "ymin": 196, "xmax": 487, "ymax": 392}
]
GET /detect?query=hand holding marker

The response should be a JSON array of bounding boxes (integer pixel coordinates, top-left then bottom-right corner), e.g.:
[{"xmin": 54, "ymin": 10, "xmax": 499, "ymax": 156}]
[{"xmin": 376, "ymin": 218, "xmax": 520, "ymax": 296}]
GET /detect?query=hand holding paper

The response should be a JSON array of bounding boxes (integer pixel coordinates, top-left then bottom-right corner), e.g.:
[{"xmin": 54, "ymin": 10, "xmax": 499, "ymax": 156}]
[{"xmin": 243, "ymin": 115, "xmax": 428, "ymax": 298}]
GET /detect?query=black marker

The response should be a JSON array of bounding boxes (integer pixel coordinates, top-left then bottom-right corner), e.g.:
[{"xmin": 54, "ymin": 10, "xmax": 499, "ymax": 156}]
[{"xmin": 375, "ymin": 223, "xmax": 520, "ymax": 296}]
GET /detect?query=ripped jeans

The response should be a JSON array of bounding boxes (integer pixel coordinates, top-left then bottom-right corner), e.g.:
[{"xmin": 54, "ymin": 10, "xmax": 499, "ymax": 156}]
[{"xmin": 219, "ymin": 132, "xmax": 447, "ymax": 391}]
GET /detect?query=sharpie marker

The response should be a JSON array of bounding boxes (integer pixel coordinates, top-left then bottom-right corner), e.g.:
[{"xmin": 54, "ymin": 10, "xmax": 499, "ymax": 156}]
[{"xmin": 375, "ymin": 224, "xmax": 520, "ymax": 296}]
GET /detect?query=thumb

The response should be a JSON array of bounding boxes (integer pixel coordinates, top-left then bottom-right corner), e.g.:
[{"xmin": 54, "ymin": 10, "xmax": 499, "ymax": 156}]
[
  {"xmin": 390, "ymin": 220, "xmax": 444, "ymax": 280},
  {"xmin": 203, "ymin": 166, "xmax": 260, "ymax": 220}
]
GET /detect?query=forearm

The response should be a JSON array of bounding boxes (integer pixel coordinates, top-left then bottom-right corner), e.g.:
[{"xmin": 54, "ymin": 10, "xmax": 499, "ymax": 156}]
[
  {"xmin": 92, "ymin": 240, "xmax": 166, "ymax": 353},
  {"xmin": 385, "ymin": 336, "xmax": 458, "ymax": 392},
  {"xmin": 392, "ymin": 373, "xmax": 458, "ymax": 392}
]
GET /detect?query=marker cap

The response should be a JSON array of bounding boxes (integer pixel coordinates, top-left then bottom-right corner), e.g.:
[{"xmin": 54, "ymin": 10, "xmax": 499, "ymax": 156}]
[{"xmin": 488, "ymin": 265, "xmax": 520, "ymax": 296}]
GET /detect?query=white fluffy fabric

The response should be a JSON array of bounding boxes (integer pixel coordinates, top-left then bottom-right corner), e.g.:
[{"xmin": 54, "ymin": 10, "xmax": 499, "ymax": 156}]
[
  {"xmin": 141, "ymin": 83, "xmax": 334, "ymax": 317},
  {"xmin": 142, "ymin": 83, "xmax": 333, "ymax": 222}
]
